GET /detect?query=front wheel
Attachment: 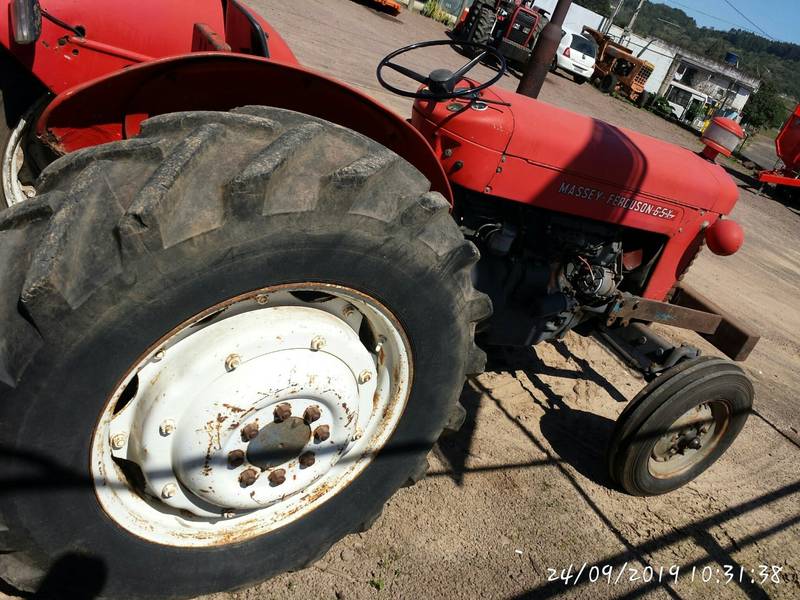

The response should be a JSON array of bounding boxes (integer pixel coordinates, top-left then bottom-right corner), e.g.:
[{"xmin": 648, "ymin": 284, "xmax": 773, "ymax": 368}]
[
  {"xmin": 607, "ymin": 357, "xmax": 753, "ymax": 496},
  {"xmin": 0, "ymin": 108, "xmax": 490, "ymax": 598}
]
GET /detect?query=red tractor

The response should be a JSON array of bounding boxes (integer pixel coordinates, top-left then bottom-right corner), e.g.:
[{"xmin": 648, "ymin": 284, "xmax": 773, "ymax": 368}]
[
  {"xmin": 452, "ymin": 0, "xmax": 549, "ymax": 67},
  {"xmin": 758, "ymin": 102, "xmax": 800, "ymax": 201},
  {"xmin": 1, "ymin": 1, "xmax": 757, "ymax": 598}
]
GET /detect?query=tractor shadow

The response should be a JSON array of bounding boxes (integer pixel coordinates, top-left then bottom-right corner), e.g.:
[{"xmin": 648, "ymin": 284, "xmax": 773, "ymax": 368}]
[{"xmin": 436, "ymin": 342, "xmax": 624, "ymax": 490}]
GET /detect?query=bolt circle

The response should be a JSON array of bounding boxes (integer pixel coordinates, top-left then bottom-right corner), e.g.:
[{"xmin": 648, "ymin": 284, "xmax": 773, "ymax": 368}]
[
  {"xmin": 303, "ymin": 405, "xmax": 322, "ymax": 424},
  {"xmin": 267, "ymin": 468, "xmax": 287, "ymax": 486},
  {"xmin": 299, "ymin": 451, "xmax": 316, "ymax": 468},
  {"xmin": 161, "ymin": 483, "xmax": 178, "ymax": 499},
  {"xmin": 273, "ymin": 403, "xmax": 292, "ymax": 423},
  {"xmin": 225, "ymin": 353, "xmax": 241, "ymax": 372},
  {"xmin": 239, "ymin": 468, "xmax": 259, "ymax": 487},
  {"xmin": 110, "ymin": 432, "xmax": 128, "ymax": 450},
  {"xmin": 313, "ymin": 424, "xmax": 331, "ymax": 443},
  {"xmin": 159, "ymin": 420, "xmax": 176, "ymax": 436},
  {"xmin": 358, "ymin": 370, "xmax": 372, "ymax": 384}
]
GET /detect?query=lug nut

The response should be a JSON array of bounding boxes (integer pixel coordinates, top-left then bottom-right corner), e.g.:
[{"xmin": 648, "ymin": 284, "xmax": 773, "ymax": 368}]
[
  {"xmin": 110, "ymin": 432, "xmax": 128, "ymax": 450},
  {"xmin": 255, "ymin": 293, "xmax": 269, "ymax": 305},
  {"xmin": 274, "ymin": 403, "xmax": 292, "ymax": 423},
  {"xmin": 299, "ymin": 451, "xmax": 316, "ymax": 468},
  {"xmin": 303, "ymin": 405, "xmax": 321, "ymax": 424},
  {"xmin": 358, "ymin": 370, "xmax": 372, "ymax": 384},
  {"xmin": 310, "ymin": 336, "xmax": 326, "ymax": 351},
  {"xmin": 314, "ymin": 425, "xmax": 331, "ymax": 442},
  {"xmin": 225, "ymin": 353, "xmax": 241, "ymax": 372},
  {"xmin": 239, "ymin": 468, "xmax": 259, "ymax": 487},
  {"xmin": 161, "ymin": 483, "xmax": 178, "ymax": 499},
  {"xmin": 241, "ymin": 421, "xmax": 260, "ymax": 442},
  {"xmin": 153, "ymin": 348, "xmax": 166, "ymax": 362},
  {"xmin": 268, "ymin": 468, "xmax": 287, "ymax": 486},
  {"xmin": 228, "ymin": 449, "xmax": 245, "ymax": 468},
  {"xmin": 159, "ymin": 420, "xmax": 176, "ymax": 436},
  {"xmin": 343, "ymin": 305, "xmax": 356, "ymax": 318}
]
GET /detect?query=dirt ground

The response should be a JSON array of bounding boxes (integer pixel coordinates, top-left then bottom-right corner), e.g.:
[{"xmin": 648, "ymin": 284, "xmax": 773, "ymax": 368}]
[{"xmin": 5, "ymin": 2, "xmax": 798, "ymax": 600}]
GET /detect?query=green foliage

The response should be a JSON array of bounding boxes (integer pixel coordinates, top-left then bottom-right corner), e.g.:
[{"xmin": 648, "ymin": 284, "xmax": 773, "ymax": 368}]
[
  {"xmin": 368, "ymin": 577, "xmax": 385, "ymax": 591},
  {"xmin": 422, "ymin": 0, "xmax": 456, "ymax": 25},
  {"xmin": 574, "ymin": 0, "xmax": 612, "ymax": 17},
  {"xmin": 742, "ymin": 81, "xmax": 789, "ymax": 130},
  {"xmin": 613, "ymin": 2, "xmax": 799, "ymax": 101},
  {"xmin": 649, "ymin": 95, "xmax": 674, "ymax": 118}
]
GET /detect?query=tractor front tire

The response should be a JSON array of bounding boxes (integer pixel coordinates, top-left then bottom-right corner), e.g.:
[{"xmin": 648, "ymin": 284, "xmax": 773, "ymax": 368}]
[
  {"xmin": 0, "ymin": 108, "xmax": 489, "ymax": 598},
  {"xmin": 600, "ymin": 73, "xmax": 618, "ymax": 94}
]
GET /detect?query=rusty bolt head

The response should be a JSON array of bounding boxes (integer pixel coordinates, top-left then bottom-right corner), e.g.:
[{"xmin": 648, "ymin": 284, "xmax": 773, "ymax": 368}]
[
  {"xmin": 110, "ymin": 432, "xmax": 128, "ymax": 450},
  {"xmin": 342, "ymin": 304, "xmax": 356, "ymax": 318},
  {"xmin": 159, "ymin": 419, "xmax": 176, "ymax": 436},
  {"xmin": 153, "ymin": 348, "xmax": 166, "ymax": 362},
  {"xmin": 241, "ymin": 421, "xmax": 260, "ymax": 442},
  {"xmin": 310, "ymin": 336, "xmax": 326, "ymax": 351},
  {"xmin": 358, "ymin": 370, "xmax": 372, "ymax": 384},
  {"xmin": 303, "ymin": 405, "xmax": 322, "ymax": 424},
  {"xmin": 161, "ymin": 483, "xmax": 178, "ymax": 499},
  {"xmin": 255, "ymin": 293, "xmax": 269, "ymax": 305},
  {"xmin": 228, "ymin": 449, "xmax": 245, "ymax": 468},
  {"xmin": 313, "ymin": 424, "xmax": 331, "ymax": 443},
  {"xmin": 299, "ymin": 451, "xmax": 316, "ymax": 468},
  {"xmin": 225, "ymin": 353, "xmax": 241, "ymax": 372},
  {"xmin": 239, "ymin": 468, "xmax": 259, "ymax": 487},
  {"xmin": 268, "ymin": 468, "xmax": 287, "ymax": 486},
  {"xmin": 273, "ymin": 403, "xmax": 292, "ymax": 423}
]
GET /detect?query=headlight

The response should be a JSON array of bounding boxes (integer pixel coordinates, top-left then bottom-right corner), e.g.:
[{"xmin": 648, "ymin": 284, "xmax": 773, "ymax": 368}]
[{"xmin": 11, "ymin": 0, "xmax": 42, "ymax": 45}]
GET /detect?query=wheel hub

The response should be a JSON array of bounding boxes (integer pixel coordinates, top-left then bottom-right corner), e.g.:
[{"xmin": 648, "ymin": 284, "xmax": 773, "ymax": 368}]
[{"xmin": 91, "ymin": 286, "xmax": 411, "ymax": 546}]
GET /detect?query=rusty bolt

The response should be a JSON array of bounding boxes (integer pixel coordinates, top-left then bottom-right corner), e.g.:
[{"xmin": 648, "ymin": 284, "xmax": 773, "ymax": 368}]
[
  {"xmin": 310, "ymin": 336, "xmax": 326, "ymax": 351},
  {"xmin": 225, "ymin": 353, "xmax": 241, "ymax": 372},
  {"xmin": 110, "ymin": 432, "xmax": 128, "ymax": 450},
  {"xmin": 241, "ymin": 421, "xmax": 260, "ymax": 442},
  {"xmin": 228, "ymin": 449, "xmax": 245, "ymax": 468},
  {"xmin": 273, "ymin": 403, "xmax": 292, "ymax": 423},
  {"xmin": 268, "ymin": 468, "xmax": 287, "ymax": 486},
  {"xmin": 255, "ymin": 293, "xmax": 269, "ymax": 305},
  {"xmin": 342, "ymin": 304, "xmax": 356, "ymax": 318},
  {"xmin": 358, "ymin": 370, "xmax": 372, "ymax": 384},
  {"xmin": 239, "ymin": 468, "xmax": 259, "ymax": 487},
  {"xmin": 159, "ymin": 419, "xmax": 176, "ymax": 436},
  {"xmin": 299, "ymin": 451, "xmax": 316, "ymax": 468},
  {"xmin": 303, "ymin": 405, "xmax": 322, "ymax": 424},
  {"xmin": 153, "ymin": 348, "xmax": 166, "ymax": 362},
  {"xmin": 313, "ymin": 424, "xmax": 331, "ymax": 443},
  {"xmin": 161, "ymin": 483, "xmax": 178, "ymax": 499}
]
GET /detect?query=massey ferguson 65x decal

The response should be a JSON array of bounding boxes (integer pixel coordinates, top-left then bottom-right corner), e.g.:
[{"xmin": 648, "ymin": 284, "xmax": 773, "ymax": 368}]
[{"xmin": 558, "ymin": 181, "xmax": 678, "ymax": 220}]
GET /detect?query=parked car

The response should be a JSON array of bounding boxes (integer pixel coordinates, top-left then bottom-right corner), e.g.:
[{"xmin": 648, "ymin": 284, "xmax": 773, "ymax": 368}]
[{"xmin": 551, "ymin": 28, "xmax": 597, "ymax": 84}]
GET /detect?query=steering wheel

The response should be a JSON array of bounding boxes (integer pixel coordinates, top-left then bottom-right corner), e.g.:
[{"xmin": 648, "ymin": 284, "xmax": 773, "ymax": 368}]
[{"xmin": 376, "ymin": 39, "xmax": 506, "ymax": 101}]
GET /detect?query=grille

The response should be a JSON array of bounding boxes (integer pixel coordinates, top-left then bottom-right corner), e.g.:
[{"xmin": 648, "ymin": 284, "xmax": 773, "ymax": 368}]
[{"xmin": 634, "ymin": 66, "xmax": 653, "ymax": 87}]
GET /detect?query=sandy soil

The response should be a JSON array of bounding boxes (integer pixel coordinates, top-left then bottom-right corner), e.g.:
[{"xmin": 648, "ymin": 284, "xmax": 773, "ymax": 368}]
[{"xmin": 4, "ymin": 2, "xmax": 797, "ymax": 600}]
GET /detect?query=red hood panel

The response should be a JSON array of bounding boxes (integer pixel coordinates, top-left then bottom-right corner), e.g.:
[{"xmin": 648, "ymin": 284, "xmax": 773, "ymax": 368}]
[{"xmin": 498, "ymin": 89, "xmax": 738, "ymax": 214}]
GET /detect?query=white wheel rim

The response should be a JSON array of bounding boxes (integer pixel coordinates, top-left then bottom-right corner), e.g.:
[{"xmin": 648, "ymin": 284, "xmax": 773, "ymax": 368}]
[
  {"xmin": 91, "ymin": 284, "xmax": 412, "ymax": 547},
  {"xmin": 2, "ymin": 110, "xmax": 37, "ymax": 207}
]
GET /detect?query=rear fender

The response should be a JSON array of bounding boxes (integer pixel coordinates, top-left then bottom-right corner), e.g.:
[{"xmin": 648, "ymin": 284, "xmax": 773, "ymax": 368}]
[{"xmin": 36, "ymin": 53, "xmax": 451, "ymax": 199}]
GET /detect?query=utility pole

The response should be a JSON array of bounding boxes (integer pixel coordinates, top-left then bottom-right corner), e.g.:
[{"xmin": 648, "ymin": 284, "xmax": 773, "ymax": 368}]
[
  {"xmin": 621, "ymin": 0, "xmax": 646, "ymax": 43},
  {"xmin": 603, "ymin": 0, "xmax": 625, "ymax": 34},
  {"xmin": 517, "ymin": 0, "xmax": 572, "ymax": 99}
]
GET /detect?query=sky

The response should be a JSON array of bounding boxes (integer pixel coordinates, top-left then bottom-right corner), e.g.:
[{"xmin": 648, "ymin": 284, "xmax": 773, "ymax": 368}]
[{"xmin": 651, "ymin": 0, "xmax": 800, "ymax": 45}]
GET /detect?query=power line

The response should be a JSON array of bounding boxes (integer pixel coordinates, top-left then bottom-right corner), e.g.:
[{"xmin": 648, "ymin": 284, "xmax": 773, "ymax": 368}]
[
  {"xmin": 721, "ymin": 0, "xmax": 774, "ymax": 40},
  {"xmin": 659, "ymin": 1, "xmax": 774, "ymax": 39}
]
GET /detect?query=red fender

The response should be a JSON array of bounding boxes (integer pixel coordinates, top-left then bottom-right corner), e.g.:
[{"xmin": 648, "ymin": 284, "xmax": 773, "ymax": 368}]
[{"xmin": 36, "ymin": 52, "xmax": 452, "ymax": 201}]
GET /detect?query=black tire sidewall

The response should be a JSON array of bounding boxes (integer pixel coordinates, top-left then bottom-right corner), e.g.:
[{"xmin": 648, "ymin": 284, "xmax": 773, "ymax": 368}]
[
  {"xmin": 619, "ymin": 371, "xmax": 752, "ymax": 496},
  {"xmin": 0, "ymin": 221, "xmax": 471, "ymax": 598}
]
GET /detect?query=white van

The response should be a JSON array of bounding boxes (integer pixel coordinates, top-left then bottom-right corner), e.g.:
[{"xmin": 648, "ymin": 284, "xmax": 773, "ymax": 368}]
[{"xmin": 551, "ymin": 29, "xmax": 597, "ymax": 84}]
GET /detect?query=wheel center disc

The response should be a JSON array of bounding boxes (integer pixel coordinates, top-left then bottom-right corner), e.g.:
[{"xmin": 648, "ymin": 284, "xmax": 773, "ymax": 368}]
[{"xmin": 247, "ymin": 417, "xmax": 311, "ymax": 470}]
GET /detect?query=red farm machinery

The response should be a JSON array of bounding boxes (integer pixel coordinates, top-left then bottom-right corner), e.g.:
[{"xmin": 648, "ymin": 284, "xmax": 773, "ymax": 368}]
[
  {"xmin": 758, "ymin": 103, "xmax": 800, "ymax": 200},
  {"xmin": 1, "ymin": 1, "xmax": 758, "ymax": 598}
]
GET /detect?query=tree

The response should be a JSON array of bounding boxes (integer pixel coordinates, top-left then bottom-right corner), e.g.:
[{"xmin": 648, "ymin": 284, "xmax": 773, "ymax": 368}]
[
  {"xmin": 742, "ymin": 81, "xmax": 788, "ymax": 131},
  {"xmin": 574, "ymin": 0, "xmax": 611, "ymax": 17}
]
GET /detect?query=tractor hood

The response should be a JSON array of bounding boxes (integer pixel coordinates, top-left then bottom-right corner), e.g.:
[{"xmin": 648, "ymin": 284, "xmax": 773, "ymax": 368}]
[{"xmin": 496, "ymin": 88, "xmax": 739, "ymax": 214}]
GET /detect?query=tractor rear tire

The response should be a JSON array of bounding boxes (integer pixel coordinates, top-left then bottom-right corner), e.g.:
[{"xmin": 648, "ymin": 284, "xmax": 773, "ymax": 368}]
[
  {"xmin": 0, "ymin": 108, "xmax": 490, "ymax": 598},
  {"xmin": 607, "ymin": 357, "xmax": 752, "ymax": 496},
  {"xmin": 463, "ymin": 2, "xmax": 495, "ymax": 55},
  {"xmin": 600, "ymin": 73, "xmax": 618, "ymax": 94}
]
